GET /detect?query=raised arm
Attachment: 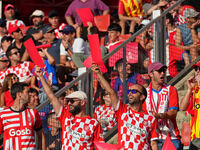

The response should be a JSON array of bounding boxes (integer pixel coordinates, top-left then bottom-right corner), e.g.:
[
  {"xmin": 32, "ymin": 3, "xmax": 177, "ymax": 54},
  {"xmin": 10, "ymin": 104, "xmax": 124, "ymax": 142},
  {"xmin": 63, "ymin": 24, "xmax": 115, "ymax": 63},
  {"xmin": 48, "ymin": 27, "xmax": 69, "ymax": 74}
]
[
  {"xmin": 91, "ymin": 64, "xmax": 119, "ymax": 109},
  {"xmin": 34, "ymin": 66, "xmax": 61, "ymax": 115}
]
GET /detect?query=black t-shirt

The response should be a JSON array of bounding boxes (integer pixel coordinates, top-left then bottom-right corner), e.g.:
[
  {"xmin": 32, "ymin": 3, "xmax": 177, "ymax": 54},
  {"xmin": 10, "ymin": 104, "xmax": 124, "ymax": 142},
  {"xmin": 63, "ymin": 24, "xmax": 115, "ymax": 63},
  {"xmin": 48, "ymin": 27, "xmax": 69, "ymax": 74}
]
[{"xmin": 45, "ymin": 129, "xmax": 62, "ymax": 150}]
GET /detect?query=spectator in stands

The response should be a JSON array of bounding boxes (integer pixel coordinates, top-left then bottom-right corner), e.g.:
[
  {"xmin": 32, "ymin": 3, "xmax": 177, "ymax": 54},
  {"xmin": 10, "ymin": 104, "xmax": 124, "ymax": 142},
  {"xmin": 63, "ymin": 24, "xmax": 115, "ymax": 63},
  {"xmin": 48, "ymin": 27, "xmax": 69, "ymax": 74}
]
[
  {"xmin": 105, "ymin": 23, "xmax": 122, "ymax": 49},
  {"xmin": 65, "ymin": 0, "xmax": 109, "ymax": 38},
  {"xmin": 118, "ymin": 0, "xmax": 144, "ymax": 35},
  {"xmin": 92, "ymin": 63, "xmax": 158, "ymax": 150},
  {"xmin": 4, "ymin": 4, "xmax": 25, "ymax": 31},
  {"xmin": 27, "ymin": 88, "xmax": 39, "ymax": 109},
  {"xmin": 175, "ymin": 8, "xmax": 200, "ymax": 62},
  {"xmin": 6, "ymin": 45, "xmax": 34, "ymax": 83},
  {"xmin": 31, "ymin": 46, "xmax": 57, "ymax": 92},
  {"xmin": 0, "ymin": 36, "xmax": 13, "ymax": 53},
  {"xmin": 0, "ymin": 53, "xmax": 9, "ymax": 85},
  {"xmin": 93, "ymin": 89, "xmax": 117, "ymax": 135},
  {"xmin": 26, "ymin": 10, "xmax": 45, "ymax": 41},
  {"xmin": 180, "ymin": 61, "xmax": 200, "ymax": 150},
  {"xmin": 0, "ymin": 73, "xmax": 18, "ymax": 108},
  {"xmin": 35, "ymin": 65, "xmax": 104, "ymax": 149},
  {"xmin": 9, "ymin": 25, "xmax": 29, "ymax": 61},
  {"xmin": 143, "ymin": 62, "xmax": 181, "ymax": 150},
  {"xmin": 0, "ymin": 82, "xmax": 45, "ymax": 150},
  {"xmin": 48, "ymin": 10, "xmax": 66, "ymax": 39},
  {"xmin": 0, "ymin": 19, "xmax": 7, "ymax": 44},
  {"xmin": 46, "ymin": 111, "xmax": 62, "ymax": 150},
  {"xmin": 60, "ymin": 25, "xmax": 90, "ymax": 68},
  {"xmin": 111, "ymin": 59, "xmax": 148, "ymax": 103}
]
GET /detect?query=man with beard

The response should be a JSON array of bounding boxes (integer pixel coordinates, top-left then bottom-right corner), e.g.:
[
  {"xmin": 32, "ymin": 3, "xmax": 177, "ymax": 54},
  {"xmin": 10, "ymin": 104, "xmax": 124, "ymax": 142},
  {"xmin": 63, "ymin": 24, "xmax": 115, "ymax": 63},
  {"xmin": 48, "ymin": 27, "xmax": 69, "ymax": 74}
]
[
  {"xmin": 26, "ymin": 10, "xmax": 45, "ymax": 41},
  {"xmin": 0, "ymin": 82, "xmax": 45, "ymax": 150},
  {"xmin": 143, "ymin": 62, "xmax": 181, "ymax": 150},
  {"xmin": 91, "ymin": 64, "xmax": 158, "ymax": 150},
  {"xmin": 34, "ymin": 66, "xmax": 104, "ymax": 150}
]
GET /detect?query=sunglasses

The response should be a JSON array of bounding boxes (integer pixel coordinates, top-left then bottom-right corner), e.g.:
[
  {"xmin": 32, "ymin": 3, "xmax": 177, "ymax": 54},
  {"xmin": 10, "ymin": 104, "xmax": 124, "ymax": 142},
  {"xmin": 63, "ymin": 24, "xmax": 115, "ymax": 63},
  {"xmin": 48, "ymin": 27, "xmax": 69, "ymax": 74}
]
[
  {"xmin": 66, "ymin": 99, "xmax": 80, "ymax": 104},
  {"xmin": 11, "ymin": 76, "xmax": 19, "ymax": 80},
  {"xmin": 194, "ymin": 66, "xmax": 200, "ymax": 71},
  {"xmin": 127, "ymin": 89, "xmax": 142, "ymax": 94},
  {"xmin": 11, "ymin": 51, "xmax": 20, "ymax": 56},
  {"xmin": 155, "ymin": 68, "xmax": 166, "ymax": 73}
]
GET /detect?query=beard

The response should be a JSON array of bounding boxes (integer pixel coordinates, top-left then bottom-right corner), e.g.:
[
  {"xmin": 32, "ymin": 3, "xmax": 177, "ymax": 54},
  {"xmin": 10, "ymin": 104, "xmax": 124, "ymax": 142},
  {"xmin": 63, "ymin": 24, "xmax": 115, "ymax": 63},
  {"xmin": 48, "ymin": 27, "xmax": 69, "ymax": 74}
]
[
  {"xmin": 129, "ymin": 97, "xmax": 140, "ymax": 106},
  {"xmin": 69, "ymin": 103, "xmax": 81, "ymax": 115}
]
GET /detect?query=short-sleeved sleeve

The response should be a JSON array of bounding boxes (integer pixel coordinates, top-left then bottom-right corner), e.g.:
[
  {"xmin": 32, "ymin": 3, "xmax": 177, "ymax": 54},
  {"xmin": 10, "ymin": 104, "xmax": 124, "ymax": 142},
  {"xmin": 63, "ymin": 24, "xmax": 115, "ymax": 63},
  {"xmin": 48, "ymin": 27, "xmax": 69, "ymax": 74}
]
[
  {"xmin": 34, "ymin": 110, "xmax": 43, "ymax": 131},
  {"xmin": 0, "ymin": 115, "xmax": 3, "ymax": 134},
  {"xmin": 150, "ymin": 117, "xmax": 158, "ymax": 141},
  {"xmin": 93, "ymin": 122, "xmax": 104, "ymax": 142},
  {"xmin": 169, "ymin": 86, "xmax": 179, "ymax": 110}
]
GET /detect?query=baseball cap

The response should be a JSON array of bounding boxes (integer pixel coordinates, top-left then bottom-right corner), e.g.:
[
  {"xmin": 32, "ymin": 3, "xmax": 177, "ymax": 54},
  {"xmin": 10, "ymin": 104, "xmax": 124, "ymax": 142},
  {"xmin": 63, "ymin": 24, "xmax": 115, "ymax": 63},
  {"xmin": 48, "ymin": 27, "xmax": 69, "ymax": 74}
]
[
  {"xmin": 30, "ymin": 10, "xmax": 44, "ymax": 18},
  {"xmin": 192, "ymin": 61, "xmax": 200, "ymax": 68},
  {"xmin": 0, "ymin": 19, "xmax": 6, "ymax": 27},
  {"xmin": 42, "ymin": 25, "xmax": 54, "ymax": 34},
  {"xmin": 148, "ymin": 62, "xmax": 167, "ymax": 74},
  {"xmin": 4, "ymin": 4, "xmax": 14, "ymax": 12},
  {"xmin": 0, "ymin": 53, "xmax": 9, "ymax": 61},
  {"xmin": 8, "ymin": 24, "xmax": 19, "ymax": 34},
  {"xmin": 65, "ymin": 91, "xmax": 87, "ymax": 101},
  {"xmin": 60, "ymin": 25, "xmax": 75, "ymax": 34},
  {"xmin": 48, "ymin": 10, "xmax": 59, "ymax": 18},
  {"xmin": 183, "ymin": 8, "xmax": 199, "ymax": 19}
]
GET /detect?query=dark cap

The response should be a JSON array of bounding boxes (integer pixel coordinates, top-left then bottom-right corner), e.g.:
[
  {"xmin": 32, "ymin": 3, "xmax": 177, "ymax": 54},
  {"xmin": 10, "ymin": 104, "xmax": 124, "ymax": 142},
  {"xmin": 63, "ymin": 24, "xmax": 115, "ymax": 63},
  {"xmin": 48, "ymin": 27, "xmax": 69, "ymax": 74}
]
[
  {"xmin": 0, "ymin": 19, "xmax": 6, "ymax": 27},
  {"xmin": 42, "ymin": 25, "xmax": 54, "ymax": 34},
  {"xmin": 60, "ymin": 25, "xmax": 75, "ymax": 34},
  {"xmin": 148, "ymin": 62, "xmax": 167, "ymax": 75},
  {"xmin": 48, "ymin": 10, "xmax": 59, "ymax": 18}
]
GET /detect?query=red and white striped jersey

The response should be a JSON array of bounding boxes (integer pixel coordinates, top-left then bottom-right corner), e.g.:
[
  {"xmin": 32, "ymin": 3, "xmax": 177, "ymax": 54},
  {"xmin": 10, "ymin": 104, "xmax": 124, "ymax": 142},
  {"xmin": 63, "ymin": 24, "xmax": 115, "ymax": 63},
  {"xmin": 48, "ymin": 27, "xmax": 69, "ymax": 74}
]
[
  {"xmin": 143, "ymin": 82, "xmax": 180, "ymax": 140},
  {"xmin": 0, "ymin": 70, "xmax": 7, "ymax": 85},
  {"xmin": 54, "ymin": 23, "xmax": 66, "ymax": 39},
  {"xmin": 7, "ymin": 20, "xmax": 25, "ymax": 31},
  {"xmin": 0, "ymin": 108, "xmax": 42, "ymax": 150},
  {"xmin": 115, "ymin": 102, "xmax": 158, "ymax": 150},
  {"xmin": 93, "ymin": 104, "xmax": 117, "ymax": 133},
  {"xmin": 6, "ymin": 61, "xmax": 34, "ymax": 82},
  {"xmin": 57, "ymin": 106, "xmax": 104, "ymax": 150}
]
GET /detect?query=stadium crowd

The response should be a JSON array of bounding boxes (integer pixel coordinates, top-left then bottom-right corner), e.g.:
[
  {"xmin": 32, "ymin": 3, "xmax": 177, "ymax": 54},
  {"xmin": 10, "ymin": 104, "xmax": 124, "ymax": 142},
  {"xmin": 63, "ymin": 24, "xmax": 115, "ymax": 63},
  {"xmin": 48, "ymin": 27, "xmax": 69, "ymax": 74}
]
[{"xmin": 0, "ymin": 0, "xmax": 200, "ymax": 149}]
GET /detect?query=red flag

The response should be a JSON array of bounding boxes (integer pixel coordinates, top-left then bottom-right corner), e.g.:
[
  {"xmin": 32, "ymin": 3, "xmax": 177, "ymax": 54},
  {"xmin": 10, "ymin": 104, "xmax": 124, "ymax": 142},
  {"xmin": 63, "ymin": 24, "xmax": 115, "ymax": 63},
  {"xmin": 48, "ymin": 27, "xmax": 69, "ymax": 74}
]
[
  {"xmin": 94, "ymin": 142, "xmax": 123, "ymax": 150},
  {"xmin": 87, "ymin": 34, "xmax": 107, "ymax": 73},
  {"xmin": 94, "ymin": 15, "xmax": 110, "ymax": 32},
  {"xmin": 76, "ymin": 8, "xmax": 95, "ymax": 27},
  {"xmin": 24, "ymin": 38, "xmax": 45, "ymax": 68},
  {"xmin": 162, "ymin": 134, "xmax": 176, "ymax": 150}
]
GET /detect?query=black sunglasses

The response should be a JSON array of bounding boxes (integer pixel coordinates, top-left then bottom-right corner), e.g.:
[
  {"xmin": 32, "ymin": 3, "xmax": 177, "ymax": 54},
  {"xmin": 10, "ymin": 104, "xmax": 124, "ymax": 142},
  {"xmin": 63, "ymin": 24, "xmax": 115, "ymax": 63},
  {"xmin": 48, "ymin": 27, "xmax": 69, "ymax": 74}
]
[
  {"xmin": 11, "ymin": 76, "xmax": 19, "ymax": 80},
  {"xmin": 11, "ymin": 51, "xmax": 20, "ymax": 56},
  {"xmin": 194, "ymin": 66, "xmax": 200, "ymax": 71},
  {"xmin": 155, "ymin": 67, "xmax": 166, "ymax": 73},
  {"xmin": 128, "ymin": 89, "xmax": 142, "ymax": 94},
  {"xmin": 66, "ymin": 99, "xmax": 80, "ymax": 104}
]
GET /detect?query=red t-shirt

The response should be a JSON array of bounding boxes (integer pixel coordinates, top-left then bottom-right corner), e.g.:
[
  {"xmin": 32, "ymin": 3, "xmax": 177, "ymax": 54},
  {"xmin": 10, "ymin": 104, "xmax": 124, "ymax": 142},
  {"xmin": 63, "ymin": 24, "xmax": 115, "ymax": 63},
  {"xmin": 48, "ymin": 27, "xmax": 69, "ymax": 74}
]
[
  {"xmin": 0, "ymin": 108, "xmax": 42, "ymax": 150},
  {"xmin": 115, "ymin": 102, "xmax": 158, "ymax": 150},
  {"xmin": 57, "ymin": 106, "xmax": 104, "ymax": 150}
]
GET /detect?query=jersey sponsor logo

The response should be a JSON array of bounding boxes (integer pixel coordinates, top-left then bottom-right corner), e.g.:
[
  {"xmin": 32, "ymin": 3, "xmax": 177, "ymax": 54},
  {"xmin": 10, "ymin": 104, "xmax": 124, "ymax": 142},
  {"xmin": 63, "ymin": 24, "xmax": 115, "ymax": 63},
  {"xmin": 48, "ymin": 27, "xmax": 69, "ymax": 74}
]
[
  {"xmin": 9, "ymin": 128, "xmax": 32, "ymax": 136},
  {"xmin": 126, "ymin": 122, "xmax": 146, "ymax": 134}
]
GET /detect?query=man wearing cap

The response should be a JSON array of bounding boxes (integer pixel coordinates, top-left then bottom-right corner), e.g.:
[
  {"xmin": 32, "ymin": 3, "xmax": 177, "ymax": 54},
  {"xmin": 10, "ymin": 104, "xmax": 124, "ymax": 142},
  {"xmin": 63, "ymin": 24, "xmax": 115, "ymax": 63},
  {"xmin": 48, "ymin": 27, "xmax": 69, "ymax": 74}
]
[
  {"xmin": 91, "ymin": 64, "xmax": 158, "ymax": 150},
  {"xmin": 143, "ymin": 62, "xmax": 181, "ymax": 150},
  {"xmin": 180, "ymin": 61, "xmax": 200, "ymax": 149},
  {"xmin": 175, "ymin": 7, "xmax": 200, "ymax": 62},
  {"xmin": 60, "ymin": 25, "xmax": 90, "ymax": 68},
  {"xmin": 4, "ymin": 4, "xmax": 25, "ymax": 32},
  {"xmin": 8, "ymin": 25, "xmax": 29, "ymax": 61},
  {"xmin": 34, "ymin": 66, "xmax": 104, "ymax": 149},
  {"xmin": 0, "ymin": 53, "xmax": 9, "ymax": 85},
  {"xmin": 26, "ymin": 10, "xmax": 45, "ymax": 41},
  {"xmin": 48, "ymin": 10, "xmax": 66, "ymax": 39}
]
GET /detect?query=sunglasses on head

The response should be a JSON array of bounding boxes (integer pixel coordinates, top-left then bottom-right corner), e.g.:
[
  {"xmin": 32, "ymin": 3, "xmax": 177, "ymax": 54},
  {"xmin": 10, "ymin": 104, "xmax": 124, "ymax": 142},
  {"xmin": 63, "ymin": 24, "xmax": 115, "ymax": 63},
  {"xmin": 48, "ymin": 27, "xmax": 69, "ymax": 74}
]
[
  {"xmin": 127, "ymin": 89, "xmax": 142, "ymax": 94},
  {"xmin": 194, "ymin": 66, "xmax": 200, "ymax": 71}
]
